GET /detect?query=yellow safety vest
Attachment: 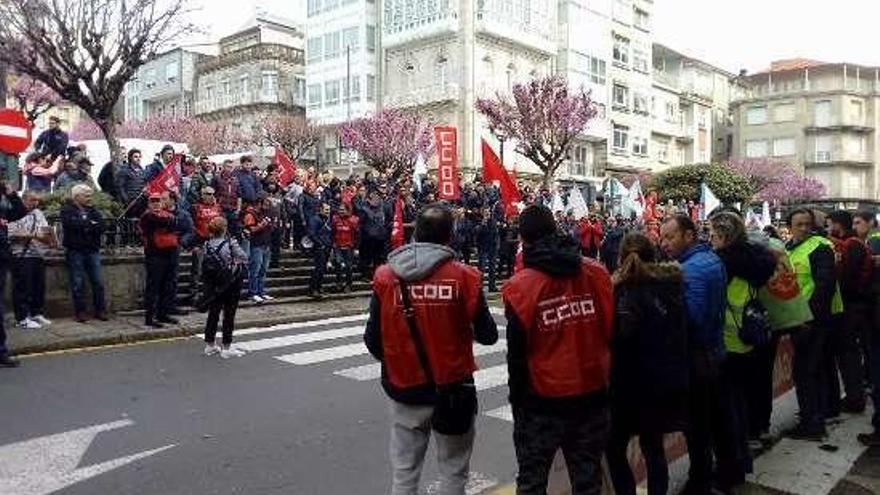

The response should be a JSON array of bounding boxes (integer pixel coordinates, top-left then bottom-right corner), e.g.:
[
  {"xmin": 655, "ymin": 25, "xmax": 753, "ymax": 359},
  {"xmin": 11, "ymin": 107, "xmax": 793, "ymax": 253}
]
[
  {"xmin": 724, "ymin": 276, "xmax": 753, "ymax": 354},
  {"xmin": 787, "ymin": 235, "xmax": 844, "ymax": 315}
]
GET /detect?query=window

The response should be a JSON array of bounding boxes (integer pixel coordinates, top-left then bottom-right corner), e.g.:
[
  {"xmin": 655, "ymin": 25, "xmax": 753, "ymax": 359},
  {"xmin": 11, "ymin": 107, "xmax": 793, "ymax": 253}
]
[
  {"xmin": 308, "ymin": 83, "xmax": 322, "ymax": 109},
  {"xmin": 633, "ymin": 92, "xmax": 648, "ymax": 115},
  {"xmin": 612, "ymin": 84, "xmax": 629, "ymax": 110},
  {"xmin": 746, "ymin": 106, "xmax": 767, "ymax": 125},
  {"xmin": 613, "ymin": 124, "xmax": 629, "ymax": 152},
  {"xmin": 222, "ymin": 79, "xmax": 230, "ymax": 95},
  {"xmin": 634, "ymin": 8, "xmax": 650, "ymax": 30},
  {"xmin": 568, "ymin": 145, "xmax": 590, "ymax": 177},
  {"xmin": 815, "ymin": 135, "xmax": 832, "ymax": 162},
  {"xmin": 745, "ymin": 139, "xmax": 769, "ymax": 158},
  {"xmin": 366, "ymin": 25, "xmax": 377, "ymax": 52},
  {"xmin": 656, "ymin": 139, "xmax": 670, "ymax": 162},
  {"xmin": 851, "ymin": 99, "xmax": 864, "ymax": 123},
  {"xmin": 262, "ymin": 71, "xmax": 278, "ymax": 94},
  {"xmin": 324, "ymin": 31, "xmax": 341, "ymax": 60},
  {"xmin": 632, "ymin": 136, "xmax": 648, "ymax": 156},
  {"xmin": 814, "ymin": 100, "xmax": 832, "ymax": 127},
  {"xmin": 633, "ymin": 47, "xmax": 648, "ymax": 73},
  {"xmin": 506, "ymin": 63, "xmax": 517, "ymax": 89},
  {"xmin": 308, "ymin": 0, "xmax": 321, "ymax": 16},
  {"xmin": 774, "ymin": 103, "xmax": 795, "ymax": 122},
  {"xmin": 843, "ymin": 171, "xmax": 866, "ymax": 198},
  {"xmin": 571, "ymin": 52, "xmax": 606, "ymax": 84},
  {"xmin": 165, "ymin": 62, "xmax": 179, "ymax": 82},
  {"xmin": 145, "ymin": 68, "xmax": 157, "ymax": 88},
  {"xmin": 325, "ymin": 80, "xmax": 340, "ymax": 106},
  {"xmin": 366, "ymin": 74, "xmax": 376, "ymax": 102},
  {"xmin": 665, "ymin": 101, "xmax": 677, "ymax": 122},
  {"xmin": 342, "ymin": 27, "xmax": 360, "ymax": 53},
  {"xmin": 240, "ymin": 75, "xmax": 250, "ymax": 98},
  {"xmin": 589, "ymin": 57, "xmax": 606, "ymax": 84},
  {"xmin": 435, "ymin": 57, "xmax": 449, "ymax": 86},
  {"xmin": 295, "ymin": 77, "xmax": 306, "ymax": 103},
  {"xmin": 698, "ymin": 107, "xmax": 707, "ymax": 128},
  {"xmin": 773, "ymin": 137, "xmax": 796, "ymax": 157},
  {"xmin": 307, "ymin": 37, "xmax": 323, "ymax": 63},
  {"xmin": 343, "ymin": 75, "xmax": 361, "ymax": 102},
  {"xmin": 613, "ymin": 35, "xmax": 629, "ymax": 66},
  {"xmin": 613, "ymin": 0, "xmax": 630, "ymax": 23},
  {"xmin": 595, "ymin": 103, "xmax": 607, "ymax": 119}
]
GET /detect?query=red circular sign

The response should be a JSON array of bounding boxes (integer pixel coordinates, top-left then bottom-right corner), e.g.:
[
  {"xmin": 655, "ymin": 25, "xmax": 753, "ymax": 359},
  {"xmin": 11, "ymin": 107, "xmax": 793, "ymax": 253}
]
[{"xmin": 0, "ymin": 109, "xmax": 32, "ymax": 154}]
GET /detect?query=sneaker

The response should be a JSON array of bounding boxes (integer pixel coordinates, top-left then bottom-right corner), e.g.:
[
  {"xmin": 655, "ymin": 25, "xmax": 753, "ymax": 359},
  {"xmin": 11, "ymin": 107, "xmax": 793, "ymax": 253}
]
[
  {"xmin": 220, "ymin": 346, "xmax": 246, "ymax": 359},
  {"xmin": 204, "ymin": 343, "xmax": 220, "ymax": 356},
  {"xmin": 784, "ymin": 424, "xmax": 826, "ymax": 442},
  {"xmin": 251, "ymin": 295, "xmax": 265, "ymax": 304},
  {"xmin": 260, "ymin": 294, "xmax": 275, "ymax": 301},
  {"xmin": 157, "ymin": 315, "xmax": 180, "ymax": 325},
  {"xmin": 31, "ymin": 315, "xmax": 52, "ymax": 326},
  {"xmin": 18, "ymin": 318, "xmax": 40, "ymax": 330},
  {"xmin": 0, "ymin": 354, "xmax": 20, "ymax": 368}
]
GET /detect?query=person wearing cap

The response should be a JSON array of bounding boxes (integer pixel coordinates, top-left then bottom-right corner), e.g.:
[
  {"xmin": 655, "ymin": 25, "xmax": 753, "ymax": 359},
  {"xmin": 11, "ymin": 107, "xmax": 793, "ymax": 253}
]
[
  {"xmin": 139, "ymin": 191, "xmax": 180, "ymax": 328},
  {"xmin": 243, "ymin": 191, "xmax": 274, "ymax": 303},
  {"xmin": 34, "ymin": 115, "xmax": 69, "ymax": 159}
]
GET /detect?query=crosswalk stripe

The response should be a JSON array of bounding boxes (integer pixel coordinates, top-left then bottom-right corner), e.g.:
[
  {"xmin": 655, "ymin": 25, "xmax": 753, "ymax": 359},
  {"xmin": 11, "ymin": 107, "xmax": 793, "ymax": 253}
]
[
  {"xmin": 234, "ymin": 314, "xmax": 367, "ymax": 337},
  {"xmin": 275, "ymin": 342, "xmax": 367, "ymax": 365},
  {"xmin": 474, "ymin": 365, "xmax": 508, "ymax": 391},
  {"xmin": 236, "ymin": 326, "xmax": 364, "ymax": 352},
  {"xmin": 484, "ymin": 405, "xmax": 513, "ymax": 422},
  {"xmin": 333, "ymin": 339, "xmax": 509, "ymax": 381}
]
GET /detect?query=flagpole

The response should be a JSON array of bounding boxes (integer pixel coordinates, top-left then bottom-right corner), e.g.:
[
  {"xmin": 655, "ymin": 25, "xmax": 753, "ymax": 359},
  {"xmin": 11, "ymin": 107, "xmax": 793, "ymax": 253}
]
[{"xmin": 116, "ymin": 190, "xmax": 145, "ymax": 223}]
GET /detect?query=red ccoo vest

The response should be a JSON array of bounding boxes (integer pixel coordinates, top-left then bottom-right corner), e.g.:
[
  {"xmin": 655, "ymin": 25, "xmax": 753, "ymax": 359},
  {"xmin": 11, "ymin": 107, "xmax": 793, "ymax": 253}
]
[
  {"xmin": 502, "ymin": 258, "xmax": 614, "ymax": 398},
  {"xmin": 373, "ymin": 259, "xmax": 483, "ymax": 389}
]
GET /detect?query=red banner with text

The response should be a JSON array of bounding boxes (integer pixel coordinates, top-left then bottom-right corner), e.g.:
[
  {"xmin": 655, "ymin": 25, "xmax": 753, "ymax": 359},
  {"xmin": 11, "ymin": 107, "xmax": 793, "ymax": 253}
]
[{"xmin": 434, "ymin": 126, "xmax": 460, "ymax": 201}]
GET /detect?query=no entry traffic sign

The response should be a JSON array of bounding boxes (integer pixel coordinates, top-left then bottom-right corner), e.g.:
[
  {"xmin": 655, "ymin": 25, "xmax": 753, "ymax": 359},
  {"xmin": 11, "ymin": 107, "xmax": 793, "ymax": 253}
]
[{"xmin": 0, "ymin": 109, "xmax": 32, "ymax": 154}]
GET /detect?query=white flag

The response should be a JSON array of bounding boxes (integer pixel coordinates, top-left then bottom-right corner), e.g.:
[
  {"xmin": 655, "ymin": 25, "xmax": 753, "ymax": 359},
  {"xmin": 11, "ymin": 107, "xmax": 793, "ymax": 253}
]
[
  {"xmin": 625, "ymin": 179, "xmax": 645, "ymax": 218},
  {"xmin": 700, "ymin": 182, "xmax": 721, "ymax": 220},
  {"xmin": 568, "ymin": 187, "xmax": 590, "ymax": 220},
  {"xmin": 762, "ymin": 201, "xmax": 772, "ymax": 227},
  {"xmin": 551, "ymin": 191, "xmax": 566, "ymax": 213},
  {"xmin": 414, "ymin": 154, "xmax": 427, "ymax": 192}
]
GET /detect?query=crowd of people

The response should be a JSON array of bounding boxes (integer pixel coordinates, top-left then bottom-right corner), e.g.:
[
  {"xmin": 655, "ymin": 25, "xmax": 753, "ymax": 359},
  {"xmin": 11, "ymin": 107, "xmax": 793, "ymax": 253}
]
[{"xmin": 361, "ymin": 198, "xmax": 880, "ymax": 495}]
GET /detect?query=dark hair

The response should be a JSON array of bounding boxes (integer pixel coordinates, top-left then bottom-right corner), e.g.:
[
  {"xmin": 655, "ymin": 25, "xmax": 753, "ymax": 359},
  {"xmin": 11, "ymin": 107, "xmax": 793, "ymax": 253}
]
[
  {"xmin": 25, "ymin": 152, "xmax": 43, "ymax": 163},
  {"xmin": 240, "ymin": 155, "xmax": 253, "ymax": 165},
  {"xmin": 614, "ymin": 233, "xmax": 659, "ymax": 285},
  {"xmin": 763, "ymin": 225, "xmax": 781, "ymax": 240},
  {"xmin": 854, "ymin": 210, "xmax": 876, "ymax": 226},
  {"xmin": 415, "ymin": 203, "xmax": 454, "ymax": 245},
  {"xmin": 664, "ymin": 214, "xmax": 697, "ymax": 236},
  {"xmin": 127, "ymin": 148, "xmax": 141, "ymax": 162},
  {"xmin": 828, "ymin": 209, "xmax": 853, "ymax": 231},
  {"xmin": 518, "ymin": 205, "xmax": 557, "ymax": 244},
  {"xmin": 786, "ymin": 207, "xmax": 815, "ymax": 226},
  {"xmin": 160, "ymin": 144, "xmax": 174, "ymax": 154}
]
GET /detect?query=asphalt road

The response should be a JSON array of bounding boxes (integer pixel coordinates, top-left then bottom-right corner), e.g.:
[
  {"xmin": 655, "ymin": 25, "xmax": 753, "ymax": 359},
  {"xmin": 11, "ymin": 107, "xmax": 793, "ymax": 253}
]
[{"xmin": 0, "ymin": 311, "xmax": 516, "ymax": 495}]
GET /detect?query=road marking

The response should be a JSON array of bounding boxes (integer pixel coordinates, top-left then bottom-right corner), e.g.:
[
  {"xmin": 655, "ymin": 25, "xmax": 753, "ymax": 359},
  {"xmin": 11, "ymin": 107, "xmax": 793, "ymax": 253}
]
[
  {"xmin": 274, "ymin": 342, "xmax": 368, "ymax": 365},
  {"xmin": 484, "ymin": 405, "xmax": 513, "ymax": 422},
  {"xmin": 235, "ymin": 326, "xmax": 365, "ymax": 352},
  {"xmin": 333, "ymin": 340, "xmax": 509, "ymax": 381},
  {"xmin": 235, "ymin": 314, "xmax": 367, "ymax": 337},
  {"xmin": 0, "ymin": 419, "xmax": 175, "ymax": 495},
  {"xmin": 474, "ymin": 365, "xmax": 509, "ymax": 391}
]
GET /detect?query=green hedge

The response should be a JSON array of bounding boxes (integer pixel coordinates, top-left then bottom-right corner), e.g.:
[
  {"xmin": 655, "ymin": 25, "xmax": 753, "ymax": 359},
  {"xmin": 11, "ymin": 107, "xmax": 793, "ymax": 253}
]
[{"xmin": 649, "ymin": 163, "xmax": 753, "ymax": 205}]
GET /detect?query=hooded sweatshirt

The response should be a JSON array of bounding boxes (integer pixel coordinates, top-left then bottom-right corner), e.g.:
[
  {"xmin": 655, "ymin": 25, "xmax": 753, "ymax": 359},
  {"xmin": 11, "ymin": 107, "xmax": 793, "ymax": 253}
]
[{"xmin": 364, "ymin": 242, "xmax": 498, "ymax": 405}]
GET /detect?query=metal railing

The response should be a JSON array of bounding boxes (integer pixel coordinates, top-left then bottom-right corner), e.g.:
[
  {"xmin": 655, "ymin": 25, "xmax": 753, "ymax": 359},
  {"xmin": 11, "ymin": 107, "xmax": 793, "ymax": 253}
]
[{"xmin": 45, "ymin": 217, "xmax": 144, "ymax": 251}]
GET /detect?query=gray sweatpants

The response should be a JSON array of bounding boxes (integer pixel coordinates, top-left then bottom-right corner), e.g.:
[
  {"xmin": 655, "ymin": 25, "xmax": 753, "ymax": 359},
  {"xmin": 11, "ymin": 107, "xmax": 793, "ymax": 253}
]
[{"xmin": 389, "ymin": 400, "xmax": 475, "ymax": 495}]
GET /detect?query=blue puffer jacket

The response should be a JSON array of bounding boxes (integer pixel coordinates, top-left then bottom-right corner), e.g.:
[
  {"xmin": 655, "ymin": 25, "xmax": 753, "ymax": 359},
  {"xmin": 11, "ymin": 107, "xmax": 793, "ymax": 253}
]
[
  {"xmin": 678, "ymin": 243, "xmax": 727, "ymax": 357},
  {"xmin": 236, "ymin": 169, "xmax": 263, "ymax": 204}
]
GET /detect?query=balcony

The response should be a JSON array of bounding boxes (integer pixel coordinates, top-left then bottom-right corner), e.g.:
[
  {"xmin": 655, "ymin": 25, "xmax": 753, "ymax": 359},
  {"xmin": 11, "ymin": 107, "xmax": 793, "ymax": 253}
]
[
  {"xmin": 382, "ymin": 8, "xmax": 460, "ymax": 48},
  {"xmin": 196, "ymin": 44, "xmax": 304, "ymax": 73},
  {"xmin": 805, "ymin": 117, "xmax": 874, "ymax": 133},
  {"xmin": 194, "ymin": 89, "xmax": 304, "ymax": 115},
  {"xmin": 653, "ymin": 71, "xmax": 679, "ymax": 90},
  {"xmin": 804, "ymin": 151, "xmax": 872, "ymax": 168},
  {"xmin": 384, "ymin": 83, "xmax": 460, "ymax": 109}
]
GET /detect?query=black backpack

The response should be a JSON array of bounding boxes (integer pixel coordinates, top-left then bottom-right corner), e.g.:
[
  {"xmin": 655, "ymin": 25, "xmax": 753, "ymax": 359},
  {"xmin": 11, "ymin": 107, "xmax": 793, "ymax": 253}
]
[{"xmin": 201, "ymin": 238, "xmax": 241, "ymax": 286}]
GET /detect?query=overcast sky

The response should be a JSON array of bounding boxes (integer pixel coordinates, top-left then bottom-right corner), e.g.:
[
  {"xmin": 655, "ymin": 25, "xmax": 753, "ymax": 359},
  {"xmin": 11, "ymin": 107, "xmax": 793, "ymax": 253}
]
[{"xmin": 189, "ymin": 0, "xmax": 880, "ymax": 74}]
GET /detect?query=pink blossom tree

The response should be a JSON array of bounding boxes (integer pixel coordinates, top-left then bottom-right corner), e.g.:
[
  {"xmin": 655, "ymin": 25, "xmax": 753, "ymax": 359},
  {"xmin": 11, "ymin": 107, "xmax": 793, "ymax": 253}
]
[
  {"xmin": 338, "ymin": 109, "xmax": 434, "ymax": 179},
  {"xmin": 70, "ymin": 116, "xmax": 250, "ymax": 156},
  {"xmin": 476, "ymin": 75, "xmax": 597, "ymax": 188},
  {"xmin": 726, "ymin": 158, "xmax": 825, "ymax": 203},
  {"xmin": 255, "ymin": 115, "xmax": 321, "ymax": 162},
  {"xmin": 9, "ymin": 74, "xmax": 61, "ymax": 122}
]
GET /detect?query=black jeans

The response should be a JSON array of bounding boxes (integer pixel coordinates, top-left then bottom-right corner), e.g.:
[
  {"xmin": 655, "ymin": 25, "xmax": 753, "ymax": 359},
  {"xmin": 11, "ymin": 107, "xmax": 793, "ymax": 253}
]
[
  {"xmin": 793, "ymin": 324, "xmax": 828, "ymax": 431},
  {"xmin": 684, "ymin": 348, "xmax": 722, "ymax": 492},
  {"xmin": 144, "ymin": 252, "xmax": 177, "ymax": 321},
  {"xmin": 0, "ymin": 262, "xmax": 9, "ymax": 356},
  {"xmin": 270, "ymin": 227, "xmax": 283, "ymax": 268},
  {"xmin": 205, "ymin": 279, "xmax": 242, "ymax": 346},
  {"xmin": 606, "ymin": 428, "xmax": 667, "ymax": 495},
  {"xmin": 358, "ymin": 237, "xmax": 385, "ymax": 279},
  {"xmin": 827, "ymin": 306, "xmax": 870, "ymax": 409},
  {"xmin": 513, "ymin": 404, "xmax": 609, "ymax": 495},
  {"xmin": 478, "ymin": 243, "xmax": 497, "ymax": 290},
  {"xmin": 714, "ymin": 352, "xmax": 753, "ymax": 487},
  {"xmin": 311, "ymin": 247, "xmax": 330, "ymax": 292},
  {"xmin": 11, "ymin": 257, "xmax": 45, "ymax": 321},
  {"xmin": 744, "ymin": 334, "xmax": 781, "ymax": 437},
  {"xmin": 333, "ymin": 247, "xmax": 354, "ymax": 287}
]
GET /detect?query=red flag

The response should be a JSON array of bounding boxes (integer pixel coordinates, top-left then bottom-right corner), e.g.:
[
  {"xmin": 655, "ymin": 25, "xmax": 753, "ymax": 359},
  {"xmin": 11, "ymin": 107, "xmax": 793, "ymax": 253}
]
[
  {"xmin": 146, "ymin": 154, "xmax": 182, "ymax": 196},
  {"xmin": 481, "ymin": 139, "xmax": 521, "ymax": 215},
  {"xmin": 275, "ymin": 145, "xmax": 297, "ymax": 188},
  {"xmin": 391, "ymin": 195, "xmax": 405, "ymax": 249}
]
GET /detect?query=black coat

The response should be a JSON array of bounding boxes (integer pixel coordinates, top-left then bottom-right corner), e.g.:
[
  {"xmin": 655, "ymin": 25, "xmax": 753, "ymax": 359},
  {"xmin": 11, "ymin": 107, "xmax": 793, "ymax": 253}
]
[
  {"xmin": 60, "ymin": 202, "xmax": 104, "ymax": 252},
  {"xmin": 610, "ymin": 262, "xmax": 689, "ymax": 434}
]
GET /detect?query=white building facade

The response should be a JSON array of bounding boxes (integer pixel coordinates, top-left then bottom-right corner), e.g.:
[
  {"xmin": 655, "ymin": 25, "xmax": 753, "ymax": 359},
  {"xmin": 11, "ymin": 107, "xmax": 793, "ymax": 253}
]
[
  {"xmin": 124, "ymin": 48, "xmax": 206, "ymax": 122},
  {"xmin": 379, "ymin": 0, "xmax": 557, "ymax": 176},
  {"xmin": 306, "ymin": 0, "xmax": 380, "ymax": 167}
]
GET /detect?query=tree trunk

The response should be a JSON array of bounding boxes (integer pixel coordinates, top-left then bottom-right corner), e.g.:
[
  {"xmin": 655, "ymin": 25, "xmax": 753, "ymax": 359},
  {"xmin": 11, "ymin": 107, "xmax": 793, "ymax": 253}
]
[
  {"xmin": 95, "ymin": 118, "xmax": 121, "ymax": 162},
  {"xmin": 542, "ymin": 165, "xmax": 556, "ymax": 190}
]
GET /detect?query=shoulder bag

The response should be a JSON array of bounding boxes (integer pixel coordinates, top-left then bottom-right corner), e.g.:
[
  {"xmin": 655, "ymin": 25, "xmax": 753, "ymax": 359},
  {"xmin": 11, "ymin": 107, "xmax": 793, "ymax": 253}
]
[{"xmin": 398, "ymin": 278, "xmax": 477, "ymax": 435}]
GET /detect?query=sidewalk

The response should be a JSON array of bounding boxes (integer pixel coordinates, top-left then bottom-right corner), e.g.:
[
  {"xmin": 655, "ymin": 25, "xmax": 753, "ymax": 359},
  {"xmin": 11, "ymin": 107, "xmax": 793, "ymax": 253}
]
[{"xmin": 7, "ymin": 295, "xmax": 372, "ymax": 356}]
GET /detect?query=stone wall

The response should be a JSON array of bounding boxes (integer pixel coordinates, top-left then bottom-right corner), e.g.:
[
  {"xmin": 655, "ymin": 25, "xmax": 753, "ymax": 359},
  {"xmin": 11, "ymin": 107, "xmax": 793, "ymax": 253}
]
[{"xmin": 5, "ymin": 251, "xmax": 146, "ymax": 318}]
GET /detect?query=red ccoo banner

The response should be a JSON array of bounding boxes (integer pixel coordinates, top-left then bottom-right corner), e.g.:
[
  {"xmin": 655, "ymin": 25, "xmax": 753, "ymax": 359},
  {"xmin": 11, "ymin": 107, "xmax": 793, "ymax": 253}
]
[{"xmin": 434, "ymin": 126, "xmax": 460, "ymax": 201}]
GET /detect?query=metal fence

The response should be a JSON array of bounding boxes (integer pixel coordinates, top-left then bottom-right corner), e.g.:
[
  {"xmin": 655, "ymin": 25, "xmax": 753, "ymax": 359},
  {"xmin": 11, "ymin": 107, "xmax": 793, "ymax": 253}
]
[{"xmin": 46, "ymin": 217, "xmax": 144, "ymax": 250}]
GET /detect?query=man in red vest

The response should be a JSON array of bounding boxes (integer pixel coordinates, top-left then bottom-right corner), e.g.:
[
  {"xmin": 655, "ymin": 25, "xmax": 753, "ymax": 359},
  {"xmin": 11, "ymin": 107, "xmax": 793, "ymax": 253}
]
[
  {"xmin": 502, "ymin": 205, "xmax": 614, "ymax": 495},
  {"xmin": 365, "ymin": 204, "xmax": 498, "ymax": 495}
]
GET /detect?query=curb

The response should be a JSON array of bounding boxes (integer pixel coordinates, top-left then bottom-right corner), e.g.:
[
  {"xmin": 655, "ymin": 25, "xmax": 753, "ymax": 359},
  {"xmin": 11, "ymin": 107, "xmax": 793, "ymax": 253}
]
[{"xmin": 11, "ymin": 308, "xmax": 368, "ymax": 357}]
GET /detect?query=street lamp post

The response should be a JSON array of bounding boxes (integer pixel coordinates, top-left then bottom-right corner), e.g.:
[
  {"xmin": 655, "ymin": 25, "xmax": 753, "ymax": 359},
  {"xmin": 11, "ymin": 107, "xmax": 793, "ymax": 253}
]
[{"xmin": 492, "ymin": 127, "xmax": 508, "ymax": 167}]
